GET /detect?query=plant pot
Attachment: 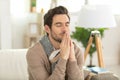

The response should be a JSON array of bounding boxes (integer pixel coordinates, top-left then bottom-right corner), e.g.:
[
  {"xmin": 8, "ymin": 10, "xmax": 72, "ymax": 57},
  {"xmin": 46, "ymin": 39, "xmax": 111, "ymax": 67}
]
[{"xmin": 31, "ymin": 7, "xmax": 36, "ymax": 12}]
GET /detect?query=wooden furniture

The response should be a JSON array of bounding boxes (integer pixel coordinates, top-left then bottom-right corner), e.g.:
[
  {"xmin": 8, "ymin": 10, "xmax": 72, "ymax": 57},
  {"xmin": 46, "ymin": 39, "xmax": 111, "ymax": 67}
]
[
  {"xmin": 24, "ymin": 34, "xmax": 40, "ymax": 48},
  {"xmin": 84, "ymin": 30, "xmax": 104, "ymax": 68},
  {"xmin": 24, "ymin": 23, "xmax": 40, "ymax": 48}
]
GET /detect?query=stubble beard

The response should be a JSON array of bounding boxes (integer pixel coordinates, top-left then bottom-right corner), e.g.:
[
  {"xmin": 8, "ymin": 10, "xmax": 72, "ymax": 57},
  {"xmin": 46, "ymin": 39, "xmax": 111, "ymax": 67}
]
[{"xmin": 51, "ymin": 30, "xmax": 64, "ymax": 43}]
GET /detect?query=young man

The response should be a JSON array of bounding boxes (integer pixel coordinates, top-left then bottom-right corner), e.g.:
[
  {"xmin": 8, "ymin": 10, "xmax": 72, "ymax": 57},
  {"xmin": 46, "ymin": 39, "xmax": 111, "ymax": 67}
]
[{"xmin": 26, "ymin": 6, "xmax": 84, "ymax": 80}]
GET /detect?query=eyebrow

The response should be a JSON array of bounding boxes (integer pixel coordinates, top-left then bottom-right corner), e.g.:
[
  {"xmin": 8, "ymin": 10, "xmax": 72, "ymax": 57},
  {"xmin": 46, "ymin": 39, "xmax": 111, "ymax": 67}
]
[
  {"xmin": 55, "ymin": 22, "xmax": 62, "ymax": 25},
  {"xmin": 54, "ymin": 21, "xmax": 70, "ymax": 25}
]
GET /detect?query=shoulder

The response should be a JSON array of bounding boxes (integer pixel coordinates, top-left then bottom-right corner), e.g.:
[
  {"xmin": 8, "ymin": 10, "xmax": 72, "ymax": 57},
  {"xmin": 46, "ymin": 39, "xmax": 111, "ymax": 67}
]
[
  {"xmin": 26, "ymin": 42, "xmax": 48, "ymax": 67},
  {"xmin": 26, "ymin": 42, "xmax": 45, "ymax": 59},
  {"xmin": 27, "ymin": 42, "xmax": 42, "ymax": 52}
]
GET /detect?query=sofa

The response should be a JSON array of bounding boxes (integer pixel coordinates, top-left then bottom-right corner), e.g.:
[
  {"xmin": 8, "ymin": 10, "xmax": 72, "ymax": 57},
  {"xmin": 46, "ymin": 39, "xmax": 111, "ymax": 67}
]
[
  {"xmin": 0, "ymin": 49, "xmax": 119, "ymax": 80},
  {"xmin": 0, "ymin": 49, "xmax": 28, "ymax": 80}
]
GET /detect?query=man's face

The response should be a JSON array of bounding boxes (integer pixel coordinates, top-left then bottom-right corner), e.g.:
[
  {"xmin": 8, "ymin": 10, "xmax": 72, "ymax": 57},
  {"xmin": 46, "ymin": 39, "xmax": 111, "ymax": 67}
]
[{"xmin": 49, "ymin": 14, "xmax": 70, "ymax": 43}]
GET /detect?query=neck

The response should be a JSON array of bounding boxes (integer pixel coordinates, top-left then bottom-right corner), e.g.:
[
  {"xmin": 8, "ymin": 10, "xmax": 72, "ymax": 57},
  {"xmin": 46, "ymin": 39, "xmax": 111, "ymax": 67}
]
[{"xmin": 48, "ymin": 36, "xmax": 60, "ymax": 50}]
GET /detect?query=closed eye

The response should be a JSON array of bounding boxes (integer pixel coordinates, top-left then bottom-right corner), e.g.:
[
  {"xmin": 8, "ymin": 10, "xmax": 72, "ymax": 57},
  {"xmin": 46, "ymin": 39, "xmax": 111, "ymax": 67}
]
[{"xmin": 55, "ymin": 22, "xmax": 62, "ymax": 27}]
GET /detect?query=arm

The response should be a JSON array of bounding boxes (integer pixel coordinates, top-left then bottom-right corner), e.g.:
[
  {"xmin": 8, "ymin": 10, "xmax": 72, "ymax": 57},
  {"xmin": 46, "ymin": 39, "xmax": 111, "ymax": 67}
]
[{"xmin": 26, "ymin": 46, "xmax": 67, "ymax": 80}]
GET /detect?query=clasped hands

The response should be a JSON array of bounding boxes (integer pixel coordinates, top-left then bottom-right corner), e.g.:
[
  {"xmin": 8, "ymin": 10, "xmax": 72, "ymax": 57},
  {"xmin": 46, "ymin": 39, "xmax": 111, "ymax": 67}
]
[{"xmin": 60, "ymin": 32, "xmax": 76, "ymax": 61}]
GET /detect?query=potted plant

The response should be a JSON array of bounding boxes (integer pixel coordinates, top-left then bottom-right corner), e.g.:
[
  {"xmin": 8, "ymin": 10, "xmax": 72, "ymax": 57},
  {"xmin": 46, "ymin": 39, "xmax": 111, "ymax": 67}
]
[
  {"xmin": 71, "ymin": 27, "xmax": 106, "ymax": 67},
  {"xmin": 31, "ymin": 0, "xmax": 36, "ymax": 12}
]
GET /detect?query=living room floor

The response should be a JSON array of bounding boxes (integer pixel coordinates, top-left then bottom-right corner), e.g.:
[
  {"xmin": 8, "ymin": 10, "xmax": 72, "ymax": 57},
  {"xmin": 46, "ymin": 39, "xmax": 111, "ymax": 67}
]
[{"xmin": 106, "ymin": 65, "xmax": 120, "ymax": 78}]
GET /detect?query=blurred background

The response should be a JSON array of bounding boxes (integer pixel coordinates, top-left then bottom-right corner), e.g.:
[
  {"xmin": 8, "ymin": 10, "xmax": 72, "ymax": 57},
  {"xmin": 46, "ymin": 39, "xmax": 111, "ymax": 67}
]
[{"xmin": 0, "ymin": 0, "xmax": 120, "ymax": 79}]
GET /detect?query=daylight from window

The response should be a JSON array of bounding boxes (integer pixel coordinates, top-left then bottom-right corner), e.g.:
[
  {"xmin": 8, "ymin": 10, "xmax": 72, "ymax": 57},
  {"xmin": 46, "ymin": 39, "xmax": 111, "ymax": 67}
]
[{"xmin": 89, "ymin": 0, "xmax": 120, "ymax": 14}]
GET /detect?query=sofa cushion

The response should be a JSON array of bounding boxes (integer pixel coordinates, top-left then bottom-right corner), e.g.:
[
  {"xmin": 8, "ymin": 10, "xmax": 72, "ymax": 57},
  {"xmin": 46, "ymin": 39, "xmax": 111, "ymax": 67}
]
[
  {"xmin": 91, "ymin": 72, "xmax": 119, "ymax": 80},
  {"xmin": 84, "ymin": 69, "xmax": 120, "ymax": 80},
  {"xmin": 0, "ymin": 49, "xmax": 28, "ymax": 80}
]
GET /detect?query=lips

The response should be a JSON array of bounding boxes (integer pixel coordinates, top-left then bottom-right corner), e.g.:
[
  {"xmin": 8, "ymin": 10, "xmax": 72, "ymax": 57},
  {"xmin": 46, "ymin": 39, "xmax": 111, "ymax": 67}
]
[{"xmin": 60, "ymin": 32, "xmax": 65, "ymax": 35}]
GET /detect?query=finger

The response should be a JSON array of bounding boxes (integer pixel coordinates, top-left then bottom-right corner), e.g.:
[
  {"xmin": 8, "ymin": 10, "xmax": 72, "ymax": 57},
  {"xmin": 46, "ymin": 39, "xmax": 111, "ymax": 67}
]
[
  {"xmin": 61, "ymin": 33, "xmax": 68, "ymax": 48},
  {"xmin": 61, "ymin": 33, "xmax": 66, "ymax": 45},
  {"xmin": 64, "ymin": 33, "xmax": 68, "ymax": 44},
  {"xmin": 66, "ymin": 32, "xmax": 70, "ymax": 46},
  {"xmin": 70, "ymin": 40, "xmax": 74, "ymax": 48}
]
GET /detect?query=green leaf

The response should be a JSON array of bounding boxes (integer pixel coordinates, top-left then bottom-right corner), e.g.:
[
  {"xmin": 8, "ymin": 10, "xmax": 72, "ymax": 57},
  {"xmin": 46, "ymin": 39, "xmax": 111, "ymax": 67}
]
[
  {"xmin": 31, "ymin": 0, "xmax": 36, "ymax": 7},
  {"xmin": 71, "ymin": 27, "xmax": 107, "ymax": 57}
]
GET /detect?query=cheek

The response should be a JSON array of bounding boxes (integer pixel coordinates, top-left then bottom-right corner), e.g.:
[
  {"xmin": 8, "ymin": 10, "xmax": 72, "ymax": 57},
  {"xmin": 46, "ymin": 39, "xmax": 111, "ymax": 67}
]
[
  {"xmin": 52, "ymin": 27, "xmax": 61, "ymax": 33},
  {"xmin": 67, "ymin": 28, "xmax": 70, "ymax": 32}
]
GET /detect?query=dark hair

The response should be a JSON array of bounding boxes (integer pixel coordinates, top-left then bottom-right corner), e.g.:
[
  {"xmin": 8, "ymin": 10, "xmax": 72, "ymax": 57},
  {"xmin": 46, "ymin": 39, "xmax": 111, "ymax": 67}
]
[{"xmin": 44, "ymin": 6, "xmax": 70, "ymax": 29}]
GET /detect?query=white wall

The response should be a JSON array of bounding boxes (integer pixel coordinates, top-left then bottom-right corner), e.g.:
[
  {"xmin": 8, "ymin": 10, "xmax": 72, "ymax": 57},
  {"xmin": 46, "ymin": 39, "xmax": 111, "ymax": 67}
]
[
  {"xmin": 0, "ymin": 21, "xmax": 1, "ymax": 49},
  {"xmin": 0, "ymin": 0, "xmax": 12, "ymax": 49},
  {"xmin": 0, "ymin": 5, "xmax": 1, "ymax": 49},
  {"xmin": 11, "ymin": 13, "xmax": 39, "ymax": 49},
  {"xmin": 10, "ymin": 0, "xmax": 43, "ymax": 49},
  {"xmin": 11, "ymin": 16, "xmax": 28, "ymax": 49}
]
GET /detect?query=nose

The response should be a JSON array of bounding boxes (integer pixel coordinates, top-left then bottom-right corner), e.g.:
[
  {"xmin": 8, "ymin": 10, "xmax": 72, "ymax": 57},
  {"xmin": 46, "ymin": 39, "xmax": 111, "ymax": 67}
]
[{"xmin": 62, "ymin": 26, "xmax": 68, "ymax": 32}]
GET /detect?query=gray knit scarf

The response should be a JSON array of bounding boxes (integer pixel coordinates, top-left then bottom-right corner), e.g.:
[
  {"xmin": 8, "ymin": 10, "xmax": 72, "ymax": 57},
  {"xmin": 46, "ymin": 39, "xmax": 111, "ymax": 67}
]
[{"xmin": 40, "ymin": 35, "xmax": 60, "ymax": 73}]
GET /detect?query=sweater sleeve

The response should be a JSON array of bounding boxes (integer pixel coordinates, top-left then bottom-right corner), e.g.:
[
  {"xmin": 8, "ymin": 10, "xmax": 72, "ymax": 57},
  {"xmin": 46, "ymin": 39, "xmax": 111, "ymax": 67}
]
[
  {"xmin": 48, "ymin": 58, "xmax": 67, "ymax": 80},
  {"xmin": 26, "ymin": 46, "xmax": 67, "ymax": 80},
  {"xmin": 66, "ymin": 45, "xmax": 84, "ymax": 80}
]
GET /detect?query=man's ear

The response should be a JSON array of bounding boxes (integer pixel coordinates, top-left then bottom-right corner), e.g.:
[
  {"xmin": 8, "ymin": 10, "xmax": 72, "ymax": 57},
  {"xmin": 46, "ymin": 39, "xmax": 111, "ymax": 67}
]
[{"xmin": 44, "ymin": 25, "xmax": 50, "ymax": 34}]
